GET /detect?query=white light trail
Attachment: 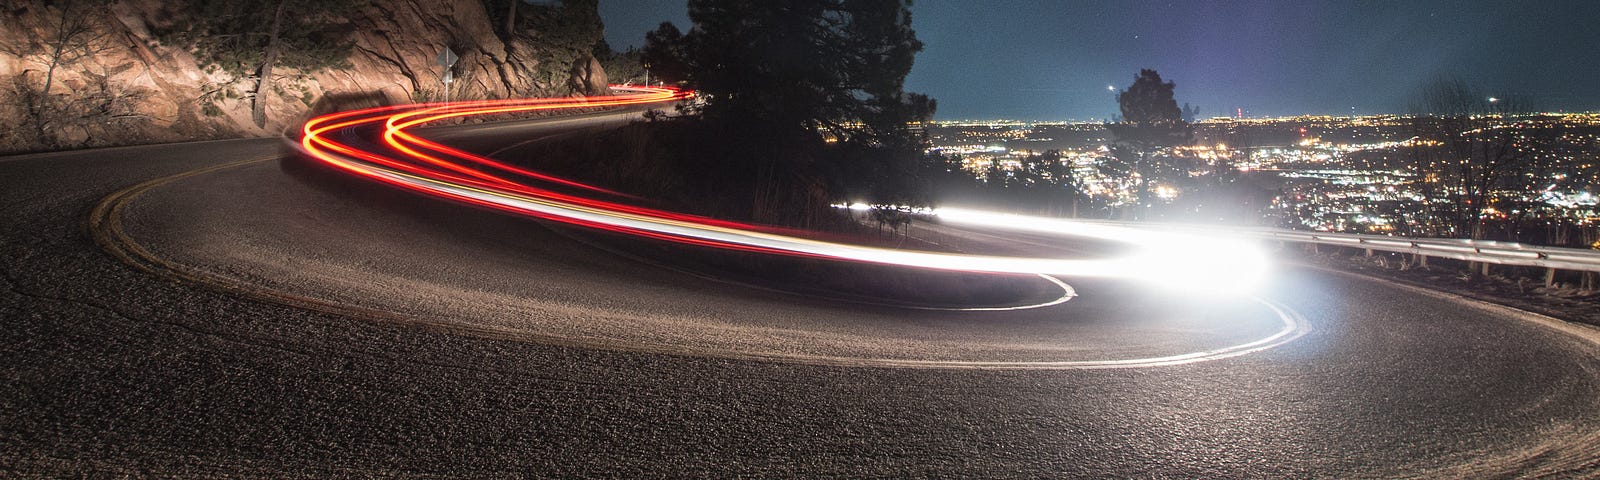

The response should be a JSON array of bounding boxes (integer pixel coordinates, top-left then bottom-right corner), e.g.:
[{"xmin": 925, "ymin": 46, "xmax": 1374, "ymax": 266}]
[
  {"xmin": 931, "ymin": 208, "xmax": 1273, "ymax": 296},
  {"xmin": 298, "ymin": 90, "xmax": 1276, "ymax": 299}
]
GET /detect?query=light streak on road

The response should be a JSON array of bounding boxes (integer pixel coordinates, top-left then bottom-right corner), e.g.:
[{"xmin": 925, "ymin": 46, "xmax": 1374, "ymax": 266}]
[
  {"xmin": 932, "ymin": 208, "xmax": 1272, "ymax": 295},
  {"xmin": 292, "ymin": 86, "xmax": 1273, "ymax": 297}
]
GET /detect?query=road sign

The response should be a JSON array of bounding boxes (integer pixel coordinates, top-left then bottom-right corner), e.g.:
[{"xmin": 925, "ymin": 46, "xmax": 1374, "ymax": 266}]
[
  {"xmin": 436, "ymin": 47, "xmax": 459, "ymax": 68},
  {"xmin": 437, "ymin": 47, "xmax": 458, "ymax": 105}
]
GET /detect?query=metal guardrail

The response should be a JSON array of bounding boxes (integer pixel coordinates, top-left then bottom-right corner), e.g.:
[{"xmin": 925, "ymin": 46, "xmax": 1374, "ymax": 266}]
[
  {"xmin": 910, "ymin": 209, "xmax": 1599, "ymax": 275},
  {"xmin": 1242, "ymin": 228, "xmax": 1600, "ymax": 273}
]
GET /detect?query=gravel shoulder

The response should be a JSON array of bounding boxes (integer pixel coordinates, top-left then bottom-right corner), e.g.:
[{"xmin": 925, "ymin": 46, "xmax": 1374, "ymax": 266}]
[{"xmin": 1307, "ymin": 250, "xmax": 1600, "ymax": 327}]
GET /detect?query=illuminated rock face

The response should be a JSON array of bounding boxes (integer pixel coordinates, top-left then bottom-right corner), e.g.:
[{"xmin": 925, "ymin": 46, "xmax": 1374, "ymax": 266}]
[
  {"xmin": 567, "ymin": 54, "xmax": 608, "ymax": 97},
  {"xmin": 0, "ymin": 0, "xmax": 605, "ymax": 153}
]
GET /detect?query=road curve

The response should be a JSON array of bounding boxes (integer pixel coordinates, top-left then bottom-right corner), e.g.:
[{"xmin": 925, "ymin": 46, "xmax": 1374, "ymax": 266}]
[{"xmin": 3, "ymin": 103, "xmax": 1600, "ymax": 476}]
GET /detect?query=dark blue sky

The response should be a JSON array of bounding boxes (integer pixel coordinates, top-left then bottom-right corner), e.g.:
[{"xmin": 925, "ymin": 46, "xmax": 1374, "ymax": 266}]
[{"xmin": 598, "ymin": 1, "xmax": 1600, "ymax": 120}]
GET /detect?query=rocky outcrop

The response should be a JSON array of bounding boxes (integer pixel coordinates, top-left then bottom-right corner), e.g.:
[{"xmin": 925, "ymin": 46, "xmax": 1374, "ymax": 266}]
[
  {"xmin": 567, "ymin": 53, "xmax": 608, "ymax": 96},
  {"xmin": 0, "ymin": 0, "xmax": 607, "ymax": 154}
]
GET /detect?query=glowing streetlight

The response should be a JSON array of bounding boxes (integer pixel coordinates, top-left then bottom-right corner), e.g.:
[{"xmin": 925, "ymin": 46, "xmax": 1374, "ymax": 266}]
[{"xmin": 1487, "ymin": 97, "xmax": 1499, "ymax": 103}]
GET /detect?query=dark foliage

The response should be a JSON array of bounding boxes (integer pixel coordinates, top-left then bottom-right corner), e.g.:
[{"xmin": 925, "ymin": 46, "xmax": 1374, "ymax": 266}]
[
  {"xmin": 510, "ymin": 0, "xmax": 605, "ymax": 92},
  {"xmin": 953, "ymin": 150, "xmax": 1086, "ymax": 216},
  {"xmin": 654, "ymin": 0, "xmax": 928, "ymax": 142},
  {"xmin": 640, "ymin": 22, "xmax": 689, "ymax": 85},
  {"xmin": 593, "ymin": 39, "xmax": 644, "ymax": 84},
  {"xmin": 637, "ymin": 0, "xmax": 938, "ymax": 227},
  {"xmin": 1108, "ymin": 69, "xmax": 1191, "ymax": 149},
  {"xmin": 1106, "ymin": 69, "xmax": 1193, "ymax": 219}
]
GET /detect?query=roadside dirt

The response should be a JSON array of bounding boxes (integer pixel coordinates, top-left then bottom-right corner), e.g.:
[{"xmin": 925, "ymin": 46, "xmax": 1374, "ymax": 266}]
[{"xmin": 1309, "ymin": 251, "xmax": 1600, "ymax": 327}]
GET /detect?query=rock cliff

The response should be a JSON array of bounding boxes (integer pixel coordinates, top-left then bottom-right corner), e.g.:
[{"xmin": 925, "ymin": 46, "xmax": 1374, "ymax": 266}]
[{"xmin": 0, "ymin": 0, "xmax": 608, "ymax": 154}]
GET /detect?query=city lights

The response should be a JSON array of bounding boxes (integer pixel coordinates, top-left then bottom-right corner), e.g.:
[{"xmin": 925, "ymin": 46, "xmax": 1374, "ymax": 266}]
[{"xmin": 924, "ymin": 113, "xmax": 1600, "ymax": 235}]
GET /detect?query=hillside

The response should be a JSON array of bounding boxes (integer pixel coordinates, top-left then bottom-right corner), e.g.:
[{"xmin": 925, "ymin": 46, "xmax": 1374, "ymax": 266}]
[{"xmin": 0, "ymin": 0, "xmax": 609, "ymax": 154}]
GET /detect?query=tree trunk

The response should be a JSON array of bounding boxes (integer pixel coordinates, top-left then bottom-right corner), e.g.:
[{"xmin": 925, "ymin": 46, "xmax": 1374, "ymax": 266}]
[
  {"xmin": 43, "ymin": 44, "xmax": 62, "ymax": 100},
  {"xmin": 41, "ymin": 0, "xmax": 76, "ymax": 98},
  {"xmin": 36, "ymin": 1, "xmax": 77, "ymax": 140},
  {"xmin": 253, "ymin": 0, "xmax": 289, "ymax": 128},
  {"xmin": 506, "ymin": 0, "xmax": 518, "ymax": 34},
  {"xmin": 1135, "ymin": 151, "xmax": 1147, "ymax": 221}
]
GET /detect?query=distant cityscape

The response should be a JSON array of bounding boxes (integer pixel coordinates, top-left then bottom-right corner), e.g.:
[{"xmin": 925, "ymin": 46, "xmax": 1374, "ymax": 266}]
[{"xmin": 926, "ymin": 113, "xmax": 1600, "ymax": 246}]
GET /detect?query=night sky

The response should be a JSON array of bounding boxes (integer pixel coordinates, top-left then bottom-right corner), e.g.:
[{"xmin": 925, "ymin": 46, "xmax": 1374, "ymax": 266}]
[{"xmin": 599, "ymin": 1, "xmax": 1600, "ymax": 120}]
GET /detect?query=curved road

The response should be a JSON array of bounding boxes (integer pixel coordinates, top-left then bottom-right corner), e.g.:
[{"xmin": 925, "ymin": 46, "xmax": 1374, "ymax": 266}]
[{"xmin": 3, "ymin": 108, "xmax": 1600, "ymax": 477}]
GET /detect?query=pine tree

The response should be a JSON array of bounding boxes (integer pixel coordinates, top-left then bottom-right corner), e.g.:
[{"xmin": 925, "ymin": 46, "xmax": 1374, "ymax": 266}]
[
  {"xmin": 640, "ymin": 0, "xmax": 938, "ymax": 223},
  {"xmin": 1106, "ymin": 69, "xmax": 1192, "ymax": 219}
]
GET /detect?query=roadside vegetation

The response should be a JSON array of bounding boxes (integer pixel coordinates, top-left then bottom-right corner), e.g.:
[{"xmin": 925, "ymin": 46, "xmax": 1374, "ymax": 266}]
[{"xmin": 511, "ymin": 0, "xmax": 943, "ymax": 232}]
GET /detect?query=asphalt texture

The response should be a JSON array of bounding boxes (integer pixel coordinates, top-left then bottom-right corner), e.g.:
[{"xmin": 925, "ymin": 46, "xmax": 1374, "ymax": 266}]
[{"xmin": 3, "ymin": 114, "xmax": 1600, "ymax": 477}]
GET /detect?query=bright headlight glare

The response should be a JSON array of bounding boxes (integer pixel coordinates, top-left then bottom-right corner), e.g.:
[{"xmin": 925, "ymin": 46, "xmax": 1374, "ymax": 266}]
[
  {"xmin": 1121, "ymin": 235, "xmax": 1271, "ymax": 297},
  {"xmin": 299, "ymin": 92, "xmax": 1274, "ymax": 300},
  {"xmin": 933, "ymin": 208, "xmax": 1273, "ymax": 297}
]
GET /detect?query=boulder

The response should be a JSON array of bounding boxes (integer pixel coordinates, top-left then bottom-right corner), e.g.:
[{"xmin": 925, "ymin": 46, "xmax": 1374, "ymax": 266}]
[{"xmin": 566, "ymin": 54, "xmax": 609, "ymax": 96}]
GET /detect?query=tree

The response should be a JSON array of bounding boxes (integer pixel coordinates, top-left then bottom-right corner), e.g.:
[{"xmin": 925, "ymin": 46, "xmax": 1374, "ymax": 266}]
[
  {"xmin": 31, "ymin": 0, "xmax": 111, "ymax": 107},
  {"xmin": 1, "ymin": 0, "xmax": 147, "ymax": 149},
  {"xmin": 1018, "ymin": 149, "xmax": 1082, "ymax": 216},
  {"xmin": 640, "ymin": 22, "xmax": 689, "ymax": 85},
  {"xmin": 593, "ymin": 40, "xmax": 644, "ymax": 84},
  {"xmin": 644, "ymin": 0, "xmax": 928, "ymax": 144},
  {"xmin": 515, "ymin": 0, "xmax": 604, "ymax": 93},
  {"xmin": 639, "ymin": 0, "xmax": 937, "ymax": 225},
  {"xmin": 1407, "ymin": 77, "xmax": 1546, "ymax": 240},
  {"xmin": 1105, "ymin": 69, "xmax": 1192, "ymax": 220},
  {"xmin": 171, "ymin": 0, "xmax": 356, "ymax": 127},
  {"xmin": 505, "ymin": 0, "xmax": 519, "ymax": 34}
]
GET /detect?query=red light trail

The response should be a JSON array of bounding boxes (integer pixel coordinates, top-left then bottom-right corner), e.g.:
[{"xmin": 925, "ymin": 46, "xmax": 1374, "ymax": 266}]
[{"xmin": 291, "ymin": 86, "xmax": 1271, "ymax": 297}]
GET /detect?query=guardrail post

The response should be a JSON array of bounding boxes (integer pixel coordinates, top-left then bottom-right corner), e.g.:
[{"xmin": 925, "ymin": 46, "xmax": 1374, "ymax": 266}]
[
  {"xmin": 1545, "ymin": 267, "xmax": 1557, "ymax": 288},
  {"xmin": 1407, "ymin": 242, "xmax": 1425, "ymax": 269}
]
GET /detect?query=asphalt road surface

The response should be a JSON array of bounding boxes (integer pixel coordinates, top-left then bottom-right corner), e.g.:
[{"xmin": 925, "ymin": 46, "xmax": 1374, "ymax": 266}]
[{"xmin": 4, "ymin": 111, "xmax": 1600, "ymax": 477}]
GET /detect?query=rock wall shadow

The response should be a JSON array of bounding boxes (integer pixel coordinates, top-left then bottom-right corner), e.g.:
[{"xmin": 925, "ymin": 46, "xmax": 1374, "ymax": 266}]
[{"xmin": 308, "ymin": 90, "xmax": 395, "ymax": 117}]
